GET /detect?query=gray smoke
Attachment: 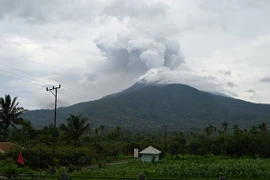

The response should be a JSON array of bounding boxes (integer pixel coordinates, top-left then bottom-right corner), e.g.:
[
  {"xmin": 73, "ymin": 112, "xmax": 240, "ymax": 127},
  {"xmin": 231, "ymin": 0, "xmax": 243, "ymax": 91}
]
[{"xmin": 94, "ymin": 36, "xmax": 185, "ymax": 76}]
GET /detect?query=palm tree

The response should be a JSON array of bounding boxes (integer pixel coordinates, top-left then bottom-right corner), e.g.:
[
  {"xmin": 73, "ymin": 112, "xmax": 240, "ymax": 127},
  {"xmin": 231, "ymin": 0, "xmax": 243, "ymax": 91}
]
[
  {"xmin": 0, "ymin": 95, "xmax": 26, "ymax": 141},
  {"xmin": 258, "ymin": 122, "xmax": 268, "ymax": 133},
  {"xmin": 60, "ymin": 114, "xmax": 90, "ymax": 147},
  {"xmin": 232, "ymin": 124, "xmax": 240, "ymax": 134},
  {"xmin": 204, "ymin": 124, "xmax": 216, "ymax": 137},
  {"xmin": 94, "ymin": 128, "xmax": 99, "ymax": 136},
  {"xmin": 99, "ymin": 124, "xmax": 106, "ymax": 136},
  {"xmin": 221, "ymin": 121, "xmax": 229, "ymax": 133},
  {"xmin": 116, "ymin": 126, "xmax": 121, "ymax": 140},
  {"xmin": 250, "ymin": 125, "xmax": 258, "ymax": 134},
  {"xmin": 204, "ymin": 127, "xmax": 211, "ymax": 136}
]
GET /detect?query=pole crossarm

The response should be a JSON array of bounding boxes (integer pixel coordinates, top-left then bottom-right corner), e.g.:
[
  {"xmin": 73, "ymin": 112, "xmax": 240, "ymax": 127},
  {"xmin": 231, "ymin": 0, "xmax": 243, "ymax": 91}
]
[{"xmin": 46, "ymin": 85, "xmax": 61, "ymax": 95}]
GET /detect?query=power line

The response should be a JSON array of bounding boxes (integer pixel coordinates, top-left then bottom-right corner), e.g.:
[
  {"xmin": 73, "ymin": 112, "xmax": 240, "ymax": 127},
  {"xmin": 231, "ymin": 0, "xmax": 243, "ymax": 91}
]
[
  {"xmin": 0, "ymin": 63, "xmax": 92, "ymax": 100},
  {"xmin": 0, "ymin": 69, "xmax": 85, "ymax": 102},
  {"xmin": 0, "ymin": 66, "xmax": 90, "ymax": 102}
]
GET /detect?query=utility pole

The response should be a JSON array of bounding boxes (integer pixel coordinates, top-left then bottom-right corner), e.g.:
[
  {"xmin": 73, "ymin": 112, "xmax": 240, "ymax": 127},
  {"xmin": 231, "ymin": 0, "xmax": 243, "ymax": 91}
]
[
  {"xmin": 46, "ymin": 84, "xmax": 61, "ymax": 175},
  {"xmin": 162, "ymin": 125, "xmax": 168, "ymax": 153}
]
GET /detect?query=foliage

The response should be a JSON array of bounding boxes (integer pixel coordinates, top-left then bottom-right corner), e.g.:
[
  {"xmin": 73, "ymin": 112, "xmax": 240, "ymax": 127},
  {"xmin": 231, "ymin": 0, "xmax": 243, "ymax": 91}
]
[
  {"xmin": 3, "ymin": 93, "xmax": 270, "ymax": 179},
  {"xmin": 0, "ymin": 95, "xmax": 27, "ymax": 141},
  {"xmin": 59, "ymin": 114, "xmax": 90, "ymax": 147},
  {"xmin": 72, "ymin": 158, "xmax": 270, "ymax": 179},
  {"xmin": 0, "ymin": 158, "xmax": 34, "ymax": 175}
]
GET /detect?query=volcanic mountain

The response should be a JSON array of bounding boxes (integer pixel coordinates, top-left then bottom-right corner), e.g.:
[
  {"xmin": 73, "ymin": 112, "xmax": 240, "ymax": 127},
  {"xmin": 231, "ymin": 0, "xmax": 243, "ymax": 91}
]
[{"xmin": 22, "ymin": 83, "xmax": 270, "ymax": 131}]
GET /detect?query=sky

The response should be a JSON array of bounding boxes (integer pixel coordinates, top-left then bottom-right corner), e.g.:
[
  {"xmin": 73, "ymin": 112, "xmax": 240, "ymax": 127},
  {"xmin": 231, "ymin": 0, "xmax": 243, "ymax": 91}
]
[{"xmin": 0, "ymin": 0, "xmax": 270, "ymax": 109}]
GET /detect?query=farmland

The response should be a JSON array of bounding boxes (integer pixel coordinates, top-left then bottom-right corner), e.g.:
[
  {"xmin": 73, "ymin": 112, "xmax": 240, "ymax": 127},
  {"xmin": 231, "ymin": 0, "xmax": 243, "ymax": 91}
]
[{"xmin": 70, "ymin": 158, "xmax": 270, "ymax": 179}]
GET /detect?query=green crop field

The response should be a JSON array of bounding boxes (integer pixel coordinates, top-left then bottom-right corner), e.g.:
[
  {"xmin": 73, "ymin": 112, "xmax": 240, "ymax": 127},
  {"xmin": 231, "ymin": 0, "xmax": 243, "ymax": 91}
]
[{"xmin": 70, "ymin": 158, "xmax": 270, "ymax": 179}]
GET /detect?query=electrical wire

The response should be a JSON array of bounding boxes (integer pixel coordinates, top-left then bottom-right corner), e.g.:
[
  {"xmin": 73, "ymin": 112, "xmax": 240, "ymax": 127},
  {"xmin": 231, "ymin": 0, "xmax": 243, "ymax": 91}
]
[
  {"xmin": 0, "ymin": 66, "xmax": 89, "ymax": 103},
  {"xmin": 0, "ymin": 63, "xmax": 92, "ymax": 100}
]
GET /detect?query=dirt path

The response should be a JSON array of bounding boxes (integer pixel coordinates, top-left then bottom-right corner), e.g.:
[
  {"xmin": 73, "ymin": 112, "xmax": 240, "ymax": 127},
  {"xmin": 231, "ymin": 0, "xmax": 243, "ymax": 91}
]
[{"xmin": 84, "ymin": 160, "xmax": 129, "ymax": 169}]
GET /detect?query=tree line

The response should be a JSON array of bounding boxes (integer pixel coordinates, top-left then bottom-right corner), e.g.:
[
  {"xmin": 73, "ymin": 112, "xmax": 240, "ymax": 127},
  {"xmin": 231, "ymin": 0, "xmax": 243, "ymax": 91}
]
[{"xmin": 1, "ymin": 94, "xmax": 270, "ymax": 172}]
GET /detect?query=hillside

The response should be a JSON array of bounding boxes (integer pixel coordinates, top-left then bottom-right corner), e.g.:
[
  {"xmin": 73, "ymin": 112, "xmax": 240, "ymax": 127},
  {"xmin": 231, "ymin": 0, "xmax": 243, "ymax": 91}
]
[{"xmin": 22, "ymin": 84, "xmax": 270, "ymax": 131}]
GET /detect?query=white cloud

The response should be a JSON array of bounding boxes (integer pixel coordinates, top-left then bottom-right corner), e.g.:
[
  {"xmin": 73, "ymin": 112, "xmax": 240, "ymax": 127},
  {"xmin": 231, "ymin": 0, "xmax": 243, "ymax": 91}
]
[
  {"xmin": 0, "ymin": 0, "xmax": 270, "ymax": 109},
  {"xmin": 137, "ymin": 67, "xmax": 227, "ymax": 94}
]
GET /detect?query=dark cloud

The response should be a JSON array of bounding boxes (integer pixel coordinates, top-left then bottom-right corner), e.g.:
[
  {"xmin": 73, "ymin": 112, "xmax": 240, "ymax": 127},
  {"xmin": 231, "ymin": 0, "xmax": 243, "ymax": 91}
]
[
  {"xmin": 86, "ymin": 72, "xmax": 98, "ymax": 82},
  {"xmin": 227, "ymin": 81, "xmax": 237, "ymax": 87},
  {"xmin": 38, "ymin": 96, "xmax": 70, "ymax": 109},
  {"xmin": 219, "ymin": 70, "xmax": 231, "ymax": 76},
  {"xmin": 103, "ymin": 0, "xmax": 168, "ymax": 20},
  {"xmin": 247, "ymin": 89, "xmax": 256, "ymax": 93},
  {"xmin": 230, "ymin": 92, "xmax": 239, "ymax": 97},
  {"xmin": 260, "ymin": 77, "xmax": 270, "ymax": 84},
  {"xmin": 0, "ymin": 0, "xmax": 99, "ymax": 23}
]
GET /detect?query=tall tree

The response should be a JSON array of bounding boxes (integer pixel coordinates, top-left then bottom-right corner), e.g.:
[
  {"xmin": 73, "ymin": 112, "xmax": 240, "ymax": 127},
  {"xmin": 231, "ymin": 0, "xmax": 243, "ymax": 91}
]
[
  {"xmin": 60, "ymin": 114, "xmax": 90, "ymax": 147},
  {"xmin": 0, "ymin": 95, "xmax": 26, "ymax": 141},
  {"xmin": 232, "ymin": 124, "xmax": 241, "ymax": 135},
  {"xmin": 204, "ymin": 126, "xmax": 211, "ymax": 136},
  {"xmin": 258, "ymin": 122, "xmax": 268, "ymax": 134},
  {"xmin": 221, "ymin": 121, "xmax": 229, "ymax": 133},
  {"xmin": 116, "ymin": 126, "xmax": 121, "ymax": 140},
  {"xmin": 94, "ymin": 128, "xmax": 99, "ymax": 136},
  {"xmin": 204, "ymin": 124, "xmax": 216, "ymax": 136},
  {"xmin": 99, "ymin": 124, "xmax": 106, "ymax": 136}
]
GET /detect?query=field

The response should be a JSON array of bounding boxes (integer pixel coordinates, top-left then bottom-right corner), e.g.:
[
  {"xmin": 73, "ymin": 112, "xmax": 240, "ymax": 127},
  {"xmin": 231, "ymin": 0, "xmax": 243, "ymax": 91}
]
[
  {"xmin": 1, "ymin": 156, "xmax": 270, "ymax": 180},
  {"xmin": 67, "ymin": 157, "xmax": 270, "ymax": 180}
]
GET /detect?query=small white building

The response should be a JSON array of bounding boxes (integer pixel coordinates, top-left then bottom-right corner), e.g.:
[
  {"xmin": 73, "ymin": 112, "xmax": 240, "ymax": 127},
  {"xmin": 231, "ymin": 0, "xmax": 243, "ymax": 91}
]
[{"xmin": 139, "ymin": 146, "xmax": 161, "ymax": 162}]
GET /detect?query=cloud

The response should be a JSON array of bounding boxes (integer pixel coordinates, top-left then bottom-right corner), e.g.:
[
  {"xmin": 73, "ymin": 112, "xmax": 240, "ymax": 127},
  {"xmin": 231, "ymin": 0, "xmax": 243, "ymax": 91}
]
[
  {"xmin": 227, "ymin": 81, "xmax": 237, "ymax": 88},
  {"xmin": 86, "ymin": 72, "xmax": 98, "ymax": 82},
  {"xmin": 37, "ymin": 96, "xmax": 70, "ymax": 110},
  {"xmin": 137, "ymin": 67, "xmax": 225, "ymax": 94},
  {"xmin": 1, "ymin": 0, "xmax": 270, "ymax": 109},
  {"xmin": 247, "ymin": 89, "xmax": 256, "ymax": 93},
  {"xmin": 94, "ymin": 36, "xmax": 185, "ymax": 76},
  {"xmin": 229, "ymin": 92, "xmax": 239, "ymax": 97},
  {"xmin": 260, "ymin": 77, "xmax": 270, "ymax": 84},
  {"xmin": 219, "ymin": 70, "xmax": 231, "ymax": 76},
  {"xmin": 0, "ymin": 0, "xmax": 101, "ymax": 23},
  {"xmin": 103, "ymin": 0, "xmax": 168, "ymax": 20}
]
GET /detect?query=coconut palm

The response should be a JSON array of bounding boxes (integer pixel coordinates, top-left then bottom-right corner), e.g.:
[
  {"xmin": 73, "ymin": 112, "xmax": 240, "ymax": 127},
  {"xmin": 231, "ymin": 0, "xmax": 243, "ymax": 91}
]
[
  {"xmin": 232, "ymin": 124, "xmax": 240, "ymax": 134},
  {"xmin": 94, "ymin": 128, "xmax": 99, "ymax": 136},
  {"xmin": 116, "ymin": 126, "xmax": 121, "ymax": 140},
  {"xmin": 60, "ymin": 114, "xmax": 90, "ymax": 147},
  {"xmin": 221, "ymin": 121, "xmax": 229, "ymax": 133},
  {"xmin": 99, "ymin": 124, "xmax": 106, "ymax": 136},
  {"xmin": 0, "ymin": 95, "xmax": 26, "ymax": 141},
  {"xmin": 258, "ymin": 122, "xmax": 268, "ymax": 133},
  {"xmin": 204, "ymin": 127, "xmax": 211, "ymax": 136}
]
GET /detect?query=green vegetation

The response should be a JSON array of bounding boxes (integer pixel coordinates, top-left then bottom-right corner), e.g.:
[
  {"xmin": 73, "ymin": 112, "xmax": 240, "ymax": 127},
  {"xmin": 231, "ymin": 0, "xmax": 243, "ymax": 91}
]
[
  {"xmin": 0, "ymin": 95, "xmax": 27, "ymax": 141},
  {"xmin": 71, "ymin": 158, "xmax": 270, "ymax": 179},
  {"xmin": 60, "ymin": 114, "xmax": 90, "ymax": 147},
  {"xmin": 2, "ymin": 94, "xmax": 270, "ymax": 179}
]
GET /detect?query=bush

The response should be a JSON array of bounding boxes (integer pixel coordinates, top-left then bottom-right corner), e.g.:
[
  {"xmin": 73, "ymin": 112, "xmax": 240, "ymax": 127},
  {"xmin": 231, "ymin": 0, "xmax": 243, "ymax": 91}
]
[{"xmin": 0, "ymin": 158, "xmax": 34, "ymax": 176}]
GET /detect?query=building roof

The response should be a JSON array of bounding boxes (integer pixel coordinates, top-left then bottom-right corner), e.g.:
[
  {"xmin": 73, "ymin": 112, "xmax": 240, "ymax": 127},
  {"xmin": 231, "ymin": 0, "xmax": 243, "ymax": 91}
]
[
  {"xmin": 0, "ymin": 142, "xmax": 18, "ymax": 153},
  {"xmin": 139, "ymin": 146, "xmax": 161, "ymax": 155}
]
